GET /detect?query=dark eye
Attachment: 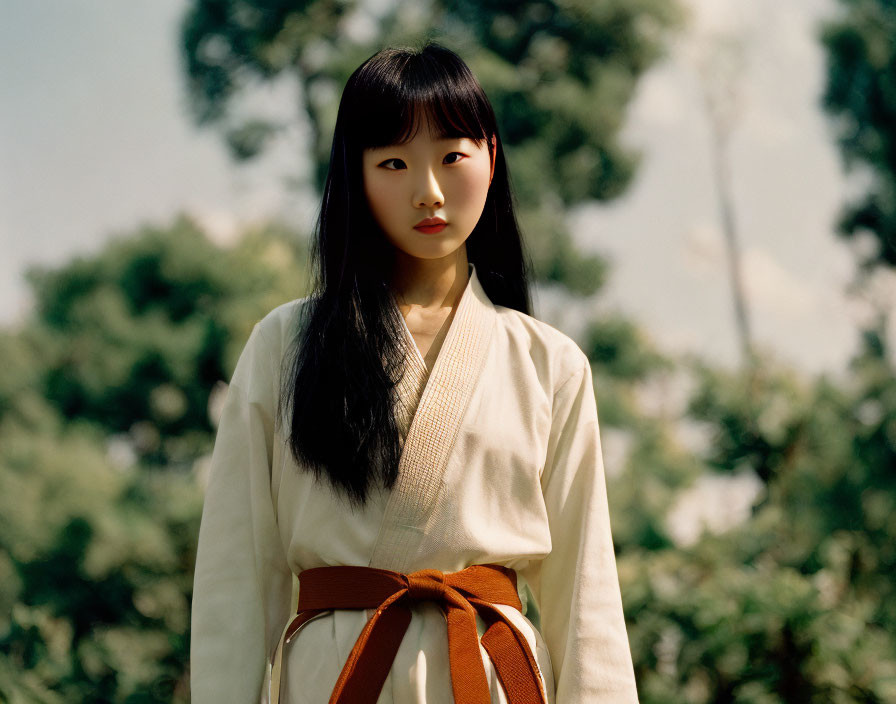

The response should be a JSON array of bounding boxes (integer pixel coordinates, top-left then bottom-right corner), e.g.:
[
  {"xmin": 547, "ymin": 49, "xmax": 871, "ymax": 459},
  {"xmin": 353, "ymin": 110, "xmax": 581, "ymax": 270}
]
[
  {"xmin": 380, "ymin": 158, "xmax": 406, "ymax": 170},
  {"xmin": 378, "ymin": 153, "xmax": 465, "ymax": 169}
]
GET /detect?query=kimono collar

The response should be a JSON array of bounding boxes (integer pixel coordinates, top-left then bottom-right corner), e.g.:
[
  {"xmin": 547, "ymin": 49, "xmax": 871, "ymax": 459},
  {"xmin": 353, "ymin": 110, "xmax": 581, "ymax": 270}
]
[
  {"xmin": 393, "ymin": 260, "xmax": 491, "ymax": 366},
  {"xmin": 392, "ymin": 261, "xmax": 492, "ymax": 430},
  {"xmin": 373, "ymin": 261, "xmax": 497, "ymax": 572}
]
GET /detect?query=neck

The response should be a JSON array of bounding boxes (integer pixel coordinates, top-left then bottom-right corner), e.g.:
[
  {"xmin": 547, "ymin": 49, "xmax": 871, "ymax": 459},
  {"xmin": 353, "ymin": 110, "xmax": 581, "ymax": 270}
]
[{"xmin": 390, "ymin": 248, "xmax": 470, "ymax": 310}]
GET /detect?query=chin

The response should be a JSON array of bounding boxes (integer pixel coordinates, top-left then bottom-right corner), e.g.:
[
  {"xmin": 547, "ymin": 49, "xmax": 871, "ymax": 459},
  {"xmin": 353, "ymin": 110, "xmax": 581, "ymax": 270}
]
[{"xmin": 393, "ymin": 238, "xmax": 467, "ymax": 261}]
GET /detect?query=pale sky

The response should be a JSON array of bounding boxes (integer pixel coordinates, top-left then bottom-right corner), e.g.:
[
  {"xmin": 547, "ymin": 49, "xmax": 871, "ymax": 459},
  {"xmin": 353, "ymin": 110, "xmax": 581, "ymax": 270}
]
[{"xmin": 2, "ymin": 0, "xmax": 892, "ymax": 379}]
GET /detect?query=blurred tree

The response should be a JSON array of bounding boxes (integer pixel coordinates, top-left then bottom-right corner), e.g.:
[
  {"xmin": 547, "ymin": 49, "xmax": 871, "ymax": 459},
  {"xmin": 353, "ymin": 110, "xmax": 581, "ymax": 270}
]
[
  {"xmin": 0, "ymin": 404, "xmax": 202, "ymax": 703},
  {"xmin": 621, "ymin": 320, "xmax": 896, "ymax": 703},
  {"xmin": 179, "ymin": 0, "xmax": 686, "ymax": 294},
  {"xmin": 690, "ymin": 31, "xmax": 756, "ymax": 372},
  {"xmin": 1, "ymin": 216, "xmax": 313, "ymax": 703},
  {"xmin": 819, "ymin": 0, "xmax": 896, "ymax": 270},
  {"xmin": 22, "ymin": 214, "xmax": 311, "ymax": 466}
]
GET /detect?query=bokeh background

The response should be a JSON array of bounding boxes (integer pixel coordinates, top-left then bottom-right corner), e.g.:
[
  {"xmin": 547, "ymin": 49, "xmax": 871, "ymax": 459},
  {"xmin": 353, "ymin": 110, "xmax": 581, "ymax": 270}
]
[{"xmin": 1, "ymin": 0, "xmax": 895, "ymax": 701}]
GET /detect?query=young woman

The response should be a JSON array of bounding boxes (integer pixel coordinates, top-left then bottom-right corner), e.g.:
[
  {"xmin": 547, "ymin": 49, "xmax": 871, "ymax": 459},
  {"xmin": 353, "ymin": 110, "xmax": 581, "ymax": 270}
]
[{"xmin": 190, "ymin": 42, "xmax": 639, "ymax": 704}]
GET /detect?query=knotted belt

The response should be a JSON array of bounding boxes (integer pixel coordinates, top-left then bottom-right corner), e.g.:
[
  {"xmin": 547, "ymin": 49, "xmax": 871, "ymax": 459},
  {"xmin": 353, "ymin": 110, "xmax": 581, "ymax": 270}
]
[{"xmin": 269, "ymin": 563, "xmax": 547, "ymax": 704}]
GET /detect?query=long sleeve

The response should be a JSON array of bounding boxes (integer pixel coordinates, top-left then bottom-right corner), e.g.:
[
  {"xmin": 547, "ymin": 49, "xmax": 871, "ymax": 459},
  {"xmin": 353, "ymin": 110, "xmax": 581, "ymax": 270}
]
[
  {"xmin": 190, "ymin": 322, "xmax": 294, "ymax": 704},
  {"xmin": 531, "ymin": 350, "xmax": 639, "ymax": 702}
]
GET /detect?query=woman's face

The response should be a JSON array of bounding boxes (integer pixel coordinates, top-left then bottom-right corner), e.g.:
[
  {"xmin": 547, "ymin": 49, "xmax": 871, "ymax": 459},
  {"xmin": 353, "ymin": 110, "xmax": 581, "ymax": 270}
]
[{"xmin": 361, "ymin": 116, "xmax": 495, "ymax": 263}]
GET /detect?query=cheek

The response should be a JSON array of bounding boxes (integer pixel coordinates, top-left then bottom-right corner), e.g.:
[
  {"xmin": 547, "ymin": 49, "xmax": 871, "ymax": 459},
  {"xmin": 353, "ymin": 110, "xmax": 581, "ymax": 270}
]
[
  {"xmin": 455, "ymin": 161, "xmax": 492, "ymax": 206},
  {"xmin": 363, "ymin": 175, "xmax": 394, "ymax": 221}
]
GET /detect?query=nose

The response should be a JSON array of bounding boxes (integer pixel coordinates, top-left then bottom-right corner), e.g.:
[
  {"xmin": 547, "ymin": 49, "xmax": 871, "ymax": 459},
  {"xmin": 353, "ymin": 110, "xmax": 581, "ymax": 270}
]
[{"xmin": 413, "ymin": 168, "xmax": 444, "ymax": 208}]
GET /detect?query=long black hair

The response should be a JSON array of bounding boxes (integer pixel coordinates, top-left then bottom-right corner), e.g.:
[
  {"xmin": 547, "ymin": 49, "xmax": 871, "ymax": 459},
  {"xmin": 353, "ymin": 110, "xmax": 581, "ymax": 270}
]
[{"xmin": 278, "ymin": 41, "xmax": 533, "ymax": 510}]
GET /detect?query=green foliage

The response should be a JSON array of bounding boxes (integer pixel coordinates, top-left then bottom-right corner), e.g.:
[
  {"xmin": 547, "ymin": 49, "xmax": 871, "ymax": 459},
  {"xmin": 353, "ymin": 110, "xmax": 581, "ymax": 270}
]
[
  {"xmin": 686, "ymin": 353, "xmax": 816, "ymax": 484},
  {"xmin": 0, "ymin": 413, "xmax": 201, "ymax": 703},
  {"xmin": 618, "ymin": 317, "xmax": 896, "ymax": 703},
  {"xmin": 819, "ymin": 0, "xmax": 896, "ymax": 269},
  {"xmin": 584, "ymin": 313, "xmax": 671, "ymax": 381},
  {"xmin": 21, "ymin": 214, "xmax": 310, "ymax": 465},
  {"xmin": 1, "ymin": 217, "xmax": 312, "ymax": 702}
]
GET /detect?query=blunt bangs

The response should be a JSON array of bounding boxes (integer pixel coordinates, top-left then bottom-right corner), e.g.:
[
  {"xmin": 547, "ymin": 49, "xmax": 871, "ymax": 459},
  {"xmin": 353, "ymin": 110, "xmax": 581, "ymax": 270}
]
[{"xmin": 344, "ymin": 47, "xmax": 495, "ymax": 151}]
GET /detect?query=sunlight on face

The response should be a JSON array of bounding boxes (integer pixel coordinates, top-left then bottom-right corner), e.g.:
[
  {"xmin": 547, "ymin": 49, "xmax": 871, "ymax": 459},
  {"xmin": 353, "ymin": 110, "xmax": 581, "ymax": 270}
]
[{"xmin": 361, "ymin": 115, "xmax": 495, "ymax": 263}]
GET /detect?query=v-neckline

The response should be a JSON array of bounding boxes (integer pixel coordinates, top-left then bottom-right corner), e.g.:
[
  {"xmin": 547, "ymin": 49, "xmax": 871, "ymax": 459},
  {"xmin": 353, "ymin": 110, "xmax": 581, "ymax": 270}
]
[
  {"xmin": 397, "ymin": 311, "xmax": 429, "ymax": 372},
  {"xmin": 370, "ymin": 260, "xmax": 496, "ymax": 571},
  {"xmin": 393, "ymin": 263, "xmax": 474, "ymax": 377}
]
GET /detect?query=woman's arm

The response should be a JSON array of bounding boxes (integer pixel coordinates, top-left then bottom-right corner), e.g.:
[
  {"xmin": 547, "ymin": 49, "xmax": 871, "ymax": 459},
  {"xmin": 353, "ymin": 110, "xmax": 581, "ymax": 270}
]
[
  {"xmin": 190, "ymin": 322, "xmax": 294, "ymax": 703},
  {"xmin": 535, "ymin": 349, "xmax": 640, "ymax": 702}
]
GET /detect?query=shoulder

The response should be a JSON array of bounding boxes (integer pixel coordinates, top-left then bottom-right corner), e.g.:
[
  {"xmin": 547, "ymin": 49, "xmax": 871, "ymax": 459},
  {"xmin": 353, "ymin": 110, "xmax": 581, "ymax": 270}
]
[
  {"xmin": 252, "ymin": 296, "xmax": 313, "ymax": 355},
  {"xmin": 229, "ymin": 296, "xmax": 310, "ymax": 391},
  {"xmin": 492, "ymin": 304, "xmax": 590, "ymax": 393}
]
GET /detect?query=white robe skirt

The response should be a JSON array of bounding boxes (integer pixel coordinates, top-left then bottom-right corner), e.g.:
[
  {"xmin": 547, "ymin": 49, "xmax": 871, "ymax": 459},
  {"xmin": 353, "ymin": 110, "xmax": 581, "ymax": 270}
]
[{"xmin": 189, "ymin": 263, "xmax": 640, "ymax": 703}]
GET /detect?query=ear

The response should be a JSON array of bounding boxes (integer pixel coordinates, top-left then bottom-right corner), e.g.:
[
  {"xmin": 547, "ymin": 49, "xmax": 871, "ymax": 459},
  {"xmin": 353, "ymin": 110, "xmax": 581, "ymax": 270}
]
[{"xmin": 489, "ymin": 135, "xmax": 496, "ymax": 185}]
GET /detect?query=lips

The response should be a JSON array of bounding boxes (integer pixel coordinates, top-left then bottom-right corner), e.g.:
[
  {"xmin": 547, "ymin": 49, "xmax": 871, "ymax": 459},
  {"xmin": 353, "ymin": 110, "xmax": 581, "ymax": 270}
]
[{"xmin": 414, "ymin": 217, "xmax": 447, "ymax": 228}]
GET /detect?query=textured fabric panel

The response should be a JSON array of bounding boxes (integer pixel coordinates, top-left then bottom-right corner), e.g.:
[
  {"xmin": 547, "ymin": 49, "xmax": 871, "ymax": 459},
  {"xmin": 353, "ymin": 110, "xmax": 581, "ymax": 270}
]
[{"xmin": 370, "ymin": 264, "xmax": 495, "ymax": 573}]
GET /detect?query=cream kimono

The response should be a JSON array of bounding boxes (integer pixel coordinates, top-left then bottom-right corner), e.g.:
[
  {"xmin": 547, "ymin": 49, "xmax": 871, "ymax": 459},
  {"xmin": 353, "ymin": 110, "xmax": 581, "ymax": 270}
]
[{"xmin": 190, "ymin": 263, "xmax": 639, "ymax": 703}]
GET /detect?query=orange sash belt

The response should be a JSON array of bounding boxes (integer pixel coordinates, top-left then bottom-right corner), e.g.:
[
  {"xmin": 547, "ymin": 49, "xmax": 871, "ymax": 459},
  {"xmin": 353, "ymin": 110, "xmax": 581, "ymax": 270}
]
[{"xmin": 271, "ymin": 563, "xmax": 547, "ymax": 704}]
